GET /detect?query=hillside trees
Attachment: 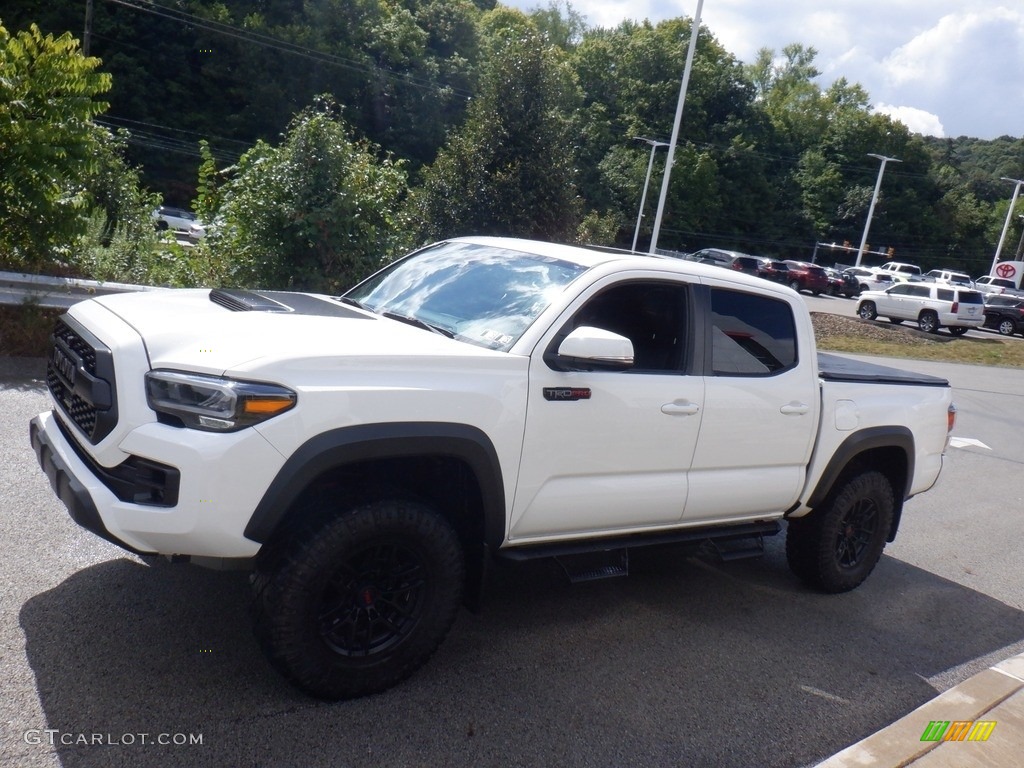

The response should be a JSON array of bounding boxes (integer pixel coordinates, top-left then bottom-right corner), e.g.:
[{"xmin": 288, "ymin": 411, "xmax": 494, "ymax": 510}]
[
  {"xmin": 412, "ymin": 7, "xmax": 583, "ymax": 242},
  {"xmin": 570, "ymin": 18, "xmax": 784, "ymax": 252}
]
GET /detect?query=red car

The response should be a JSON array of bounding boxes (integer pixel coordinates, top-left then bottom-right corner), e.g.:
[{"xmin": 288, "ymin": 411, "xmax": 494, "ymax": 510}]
[{"xmin": 783, "ymin": 261, "xmax": 829, "ymax": 295}]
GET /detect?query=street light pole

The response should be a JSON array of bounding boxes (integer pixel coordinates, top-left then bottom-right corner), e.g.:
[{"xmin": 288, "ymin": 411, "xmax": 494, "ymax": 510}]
[
  {"xmin": 1015, "ymin": 215, "xmax": 1024, "ymax": 260},
  {"xmin": 990, "ymin": 177, "xmax": 1024, "ymax": 275},
  {"xmin": 855, "ymin": 154, "xmax": 900, "ymax": 267},
  {"xmin": 631, "ymin": 137, "xmax": 669, "ymax": 252},
  {"xmin": 649, "ymin": 0, "xmax": 704, "ymax": 255}
]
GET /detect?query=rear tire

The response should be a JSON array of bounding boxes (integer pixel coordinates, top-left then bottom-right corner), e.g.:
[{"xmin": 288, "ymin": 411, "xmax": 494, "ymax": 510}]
[
  {"xmin": 786, "ymin": 470, "xmax": 895, "ymax": 593},
  {"xmin": 998, "ymin": 319, "xmax": 1017, "ymax": 336},
  {"xmin": 858, "ymin": 302, "xmax": 877, "ymax": 321},
  {"xmin": 789, "ymin": 280, "xmax": 802, "ymax": 293},
  {"xmin": 918, "ymin": 311, "xmax": 939, "ymax": 333},
  {"xmin": 252, "ymin": 499, "xmax": 464, "ymax": 700}
]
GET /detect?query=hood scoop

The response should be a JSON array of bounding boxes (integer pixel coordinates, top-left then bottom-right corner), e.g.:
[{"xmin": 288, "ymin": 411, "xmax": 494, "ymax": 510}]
[
  {"xmin": 210, "ymin": 288, "xmax": 292, "ymax": 313},
  {"xmin": 208, "ymin": 288, "xmax": 371, "ymax": 318}
]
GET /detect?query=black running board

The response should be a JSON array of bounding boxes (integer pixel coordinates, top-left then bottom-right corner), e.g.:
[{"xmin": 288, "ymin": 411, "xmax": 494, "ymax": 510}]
[{"xmin": 498, "ymin": 521, "xmax": 781, "ymax": 563}]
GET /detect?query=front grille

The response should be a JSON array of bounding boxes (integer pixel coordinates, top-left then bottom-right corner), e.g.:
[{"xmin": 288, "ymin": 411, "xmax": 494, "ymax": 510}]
[{"xmin": 47, "ymin": 317, "xmax": 118, "ymax": 444}]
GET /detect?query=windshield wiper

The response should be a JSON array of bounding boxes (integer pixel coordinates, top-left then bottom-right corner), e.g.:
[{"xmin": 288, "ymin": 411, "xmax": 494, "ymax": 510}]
[
  {"xmin": 381, "ymin": 311, "xmax": 455, "ymax": 338},
  {"xmin": 339, "ymin": 296, "xmax": 369, "ymax": 311}
]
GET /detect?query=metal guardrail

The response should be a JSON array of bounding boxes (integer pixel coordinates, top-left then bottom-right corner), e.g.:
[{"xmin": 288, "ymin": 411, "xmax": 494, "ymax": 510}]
[{"xmin": 0, "ymin": 271, "xmax": 164, "ymax": 309}]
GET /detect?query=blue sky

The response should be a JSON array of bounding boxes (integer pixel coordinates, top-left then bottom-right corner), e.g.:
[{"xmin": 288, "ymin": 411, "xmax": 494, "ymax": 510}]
[{"xmin": 503, "ymin": 0, "xmax": 1023, "ymax": 140}]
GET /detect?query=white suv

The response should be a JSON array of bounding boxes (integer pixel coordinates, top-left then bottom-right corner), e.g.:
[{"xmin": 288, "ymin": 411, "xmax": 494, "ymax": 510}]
[{"xmin": 857, "ymin": 282, "xmax": 985, "ymax": 334}]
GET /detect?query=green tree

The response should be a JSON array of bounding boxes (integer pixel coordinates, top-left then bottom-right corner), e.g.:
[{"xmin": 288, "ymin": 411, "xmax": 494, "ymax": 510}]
[
  {"xmin": 0, "ymin": 22, "xmax": 111, "ymax": 270},
  {"xmin": 207, "ymin": 96, "xmax": 412, "ymax": 292},
  {"xmin": 413, "ymin": 7, "xmax": 582, "ymax": 242}
]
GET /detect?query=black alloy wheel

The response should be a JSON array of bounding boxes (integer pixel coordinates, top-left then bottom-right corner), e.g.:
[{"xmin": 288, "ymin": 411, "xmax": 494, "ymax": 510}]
[
  {"xmin": 786, "ymin": 470, "xmax": 895, "ymax": 593},
  {"xmin": 252, "ymin": 499, "xmax": 464, "ymax": 700}
]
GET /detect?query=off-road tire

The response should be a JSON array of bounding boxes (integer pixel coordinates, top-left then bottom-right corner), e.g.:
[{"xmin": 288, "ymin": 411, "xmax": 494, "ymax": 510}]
[
  {"xmin": 252, "ymin": 499, "xmax": 464, "ymax": 700},
  {"xmin": 786, "ymin": 470, "xmax": 895, "ymax": 593},
  {"xmin": 918, "ymin": 311, "xmax": 939, "ymax": 333},
  {"xmin": 858, "ymin": 302, "xmax": 878, "ymax": 321}
]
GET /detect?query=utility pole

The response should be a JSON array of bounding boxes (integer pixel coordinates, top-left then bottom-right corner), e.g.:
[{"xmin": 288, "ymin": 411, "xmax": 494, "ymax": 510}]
[
  {"xmin": 855, "ymin": 154, "xmax": 900, "ymax": 267},
  {"xmin": 1016, "ymin": 215, "xmax": 1024, "ymax": 260},
  {"xmin": 84, "ymin": 0, "xmax": 94, "ymax": 56},
  {"xmin": 631, "ymin": 138, "xmax": 669, "ymax": 252},
  {"xmin": 649, "ymin": 0, "xmax": 704, "ymax": 255}
]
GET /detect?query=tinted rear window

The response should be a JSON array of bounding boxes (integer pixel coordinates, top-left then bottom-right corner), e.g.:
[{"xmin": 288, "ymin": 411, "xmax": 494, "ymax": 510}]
[{"xmin": 958, "ymin": 291, "xmax": 984, "ymax": 305}]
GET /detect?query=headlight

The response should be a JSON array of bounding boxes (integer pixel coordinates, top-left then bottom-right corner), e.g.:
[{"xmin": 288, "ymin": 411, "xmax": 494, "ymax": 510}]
[{"xmin": 145, "ymin": 370, "xmax": 296, "ymax": 432}]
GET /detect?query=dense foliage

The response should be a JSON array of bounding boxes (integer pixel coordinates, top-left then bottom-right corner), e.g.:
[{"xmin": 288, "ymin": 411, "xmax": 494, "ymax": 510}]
[
  {"xmin": 0, "ymin": 22, "xmax": 111, "ymax": 271},
  {"xmin": 2, "ymin": 1, "xmax": 1022, "ymax": 293}
]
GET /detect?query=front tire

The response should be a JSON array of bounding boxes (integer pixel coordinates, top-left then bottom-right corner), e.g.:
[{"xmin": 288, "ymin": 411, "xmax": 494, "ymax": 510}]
[
  {"xmin": 786, "ymin": 470, "xmax": 895, "ymax": 593},
  {"xmin": 918, "ymin": 311, "xmax": 939, "ymax": 333},
  {"xmin": 858, "ymin": 302, "xmax": 878, "ymax": 321},
  {"xmin": 789, "ymin": 280, "xmax": 802, "ymax": 293},
  {"xmin": 252, "ymin": 499, "xmax": 464, "ymax": 700},
  {"xmin": 948, "ymin": 326, "xmax": 969, "ymax": 336}
]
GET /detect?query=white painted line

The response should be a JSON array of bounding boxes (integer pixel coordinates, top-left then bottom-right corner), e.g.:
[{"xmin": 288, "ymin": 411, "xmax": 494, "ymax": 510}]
[{"xmin": 949, "ymin": 437, "xmax": 991, "ymax": 450}]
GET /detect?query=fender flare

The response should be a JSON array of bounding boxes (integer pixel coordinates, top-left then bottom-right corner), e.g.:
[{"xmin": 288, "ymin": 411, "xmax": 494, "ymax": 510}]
[
  {"xmin": 244, "ymin": 422, "xmax": 506, "ymax": 548},
  {"xmin": 804, "ymin": 426, "xmax": 915, "ymax": 541},
  {"xmin": 807, "ymin": 426, "xmax": 915, "ymax": 508}
]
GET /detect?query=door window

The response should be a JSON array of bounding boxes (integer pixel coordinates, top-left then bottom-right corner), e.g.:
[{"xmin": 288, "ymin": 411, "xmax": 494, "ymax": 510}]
[
  {"xmin": 566, "ymin": 282, "xmax": 688, "ymax": 373},
  {"xmin": 709, "ymin": 289, "xmax": 796, "ymax": 376}
]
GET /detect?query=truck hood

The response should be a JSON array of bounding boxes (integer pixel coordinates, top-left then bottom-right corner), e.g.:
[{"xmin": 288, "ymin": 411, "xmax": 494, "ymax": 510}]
[{"xmin": 92, "ymin": 288, "xmax": 502, "ymax": 374}]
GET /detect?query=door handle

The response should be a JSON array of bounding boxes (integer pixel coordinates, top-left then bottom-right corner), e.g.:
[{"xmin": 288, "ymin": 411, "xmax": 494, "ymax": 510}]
[
  {"xmin": 780, "ymin": 402, "xmax": 809, "ymax": 415},
  {"xmin": 661, "ymin": 400, "xmax": 700, "ymax": 416}
]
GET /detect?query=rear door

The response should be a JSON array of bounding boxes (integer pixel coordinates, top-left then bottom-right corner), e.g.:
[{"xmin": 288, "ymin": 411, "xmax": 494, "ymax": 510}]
[{"xmin": 684, "ymin": 282, "xmax": 819, "ymax": 521}]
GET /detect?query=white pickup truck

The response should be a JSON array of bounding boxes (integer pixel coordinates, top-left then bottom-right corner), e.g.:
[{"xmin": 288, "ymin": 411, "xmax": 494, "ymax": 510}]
[{"xmin": 30, "ymin": 237, "xmax": 955, "ymax": 700}]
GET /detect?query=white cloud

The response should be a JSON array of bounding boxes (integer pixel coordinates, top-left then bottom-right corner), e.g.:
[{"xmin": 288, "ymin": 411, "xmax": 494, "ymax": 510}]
[{"xmin": 874, "ymin": 104, "xmax": 945, "ymax": 138}]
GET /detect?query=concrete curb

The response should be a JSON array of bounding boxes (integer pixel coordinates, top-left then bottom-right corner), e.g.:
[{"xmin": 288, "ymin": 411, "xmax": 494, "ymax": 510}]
[{"xmin": 816, "ymin": 653, "xmax": 1024, "ymax": 767}]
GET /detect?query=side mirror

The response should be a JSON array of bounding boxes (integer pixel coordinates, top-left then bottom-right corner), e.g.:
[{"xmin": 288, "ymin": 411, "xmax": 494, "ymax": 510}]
[{"xmin": 553, "ymin": 326, "xmax": 634, "ymax": 371}]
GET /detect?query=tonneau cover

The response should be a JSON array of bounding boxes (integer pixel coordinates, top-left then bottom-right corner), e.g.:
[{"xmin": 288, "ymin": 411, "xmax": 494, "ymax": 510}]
[{"xmin": 817, "ymin": 352, "xmax": 949, "ymax": 387}]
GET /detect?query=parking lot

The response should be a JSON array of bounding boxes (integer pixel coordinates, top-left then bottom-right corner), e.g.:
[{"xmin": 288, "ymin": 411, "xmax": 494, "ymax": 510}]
[{"xmin": 3, "ymin": 343, "xmax": 1024, "ymax": 768}]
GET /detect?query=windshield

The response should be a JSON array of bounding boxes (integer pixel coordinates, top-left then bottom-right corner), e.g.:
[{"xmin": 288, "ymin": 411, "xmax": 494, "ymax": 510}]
[{"xmin": 343, "ymin": 241, "xmax": 589, "ymax": 351}]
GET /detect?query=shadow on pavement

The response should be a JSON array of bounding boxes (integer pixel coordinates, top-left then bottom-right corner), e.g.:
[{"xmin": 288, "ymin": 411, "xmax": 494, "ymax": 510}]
[{"xmin": 18, "ymin": 537, "xmax": 1024, "ymax": 768}]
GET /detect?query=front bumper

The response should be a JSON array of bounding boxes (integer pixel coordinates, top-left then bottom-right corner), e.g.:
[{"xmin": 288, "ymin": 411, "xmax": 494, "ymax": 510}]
[
  {"xmin": 30, "ymin": 414, "xmax": 146, "ymax": 555},
  {"xmin": 30, "ymin": 410, "xmax": 283, "ymax": 558}
]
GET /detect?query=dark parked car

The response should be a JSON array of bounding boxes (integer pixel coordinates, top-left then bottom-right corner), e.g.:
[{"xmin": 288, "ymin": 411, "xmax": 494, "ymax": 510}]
[
  {"xmin": 983, "ymin": 295, "xmax": 1024, "ymax": 336},
  {"xmin": 824, "ymin": 267, "xmax": 860, "ymax": 298},
  {"xmin": 754, "ymin": 257, "xmax": 790, "ymax": 284},
  {"xmin": 783, "ymin": 261, "xmax": 829, "ymax": 295}
]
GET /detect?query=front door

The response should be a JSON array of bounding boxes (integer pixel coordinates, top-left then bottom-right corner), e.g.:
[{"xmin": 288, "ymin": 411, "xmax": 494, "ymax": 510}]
[{"xmin": 509, "ymin": 277, "xmax": 703, "ymax": 542}]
